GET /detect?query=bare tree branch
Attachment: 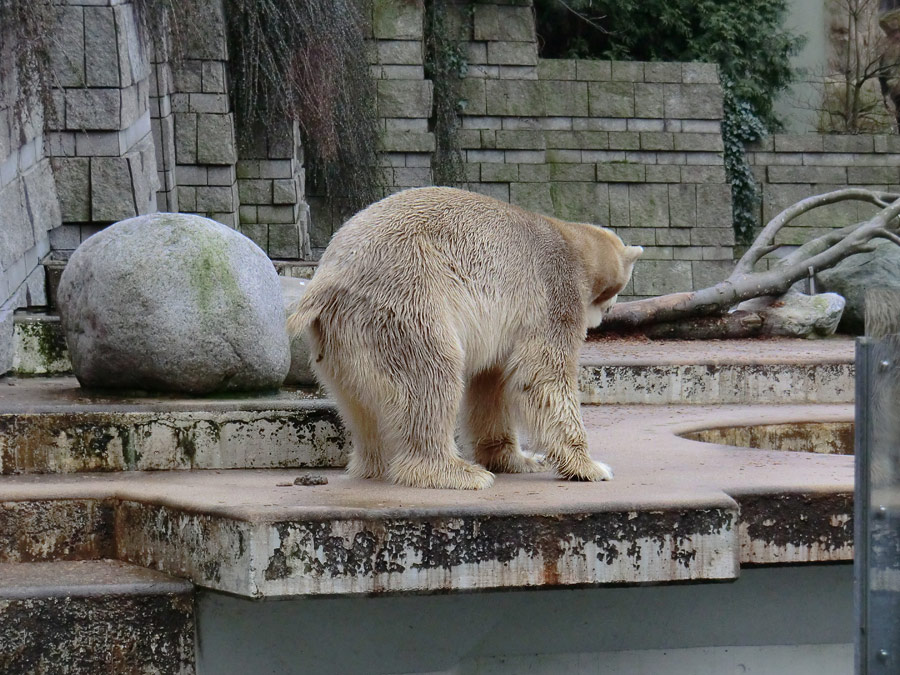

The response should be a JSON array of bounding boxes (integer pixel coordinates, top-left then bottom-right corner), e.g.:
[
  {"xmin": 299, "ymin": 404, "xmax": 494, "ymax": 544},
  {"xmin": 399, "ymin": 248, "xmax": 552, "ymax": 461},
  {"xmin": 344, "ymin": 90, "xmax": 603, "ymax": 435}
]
[
  {"xmin": 731, "ymin": 188, "xmax": 896, "ymax": 277},
  {"xmin": 552, "ymin": 0, "xmax": 607, "ymax": 33},
  {"xmin": 601, "ymin": 189, "xmax": 900, "ymax": 332}
]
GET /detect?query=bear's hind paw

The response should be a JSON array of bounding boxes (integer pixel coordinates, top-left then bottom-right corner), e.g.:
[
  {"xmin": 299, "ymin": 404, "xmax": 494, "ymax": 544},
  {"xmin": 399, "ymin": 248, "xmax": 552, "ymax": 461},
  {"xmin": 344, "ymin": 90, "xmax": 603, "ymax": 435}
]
[{"xmin": 390, "ymin": 458, "xmax": 495, "ymax": 490}]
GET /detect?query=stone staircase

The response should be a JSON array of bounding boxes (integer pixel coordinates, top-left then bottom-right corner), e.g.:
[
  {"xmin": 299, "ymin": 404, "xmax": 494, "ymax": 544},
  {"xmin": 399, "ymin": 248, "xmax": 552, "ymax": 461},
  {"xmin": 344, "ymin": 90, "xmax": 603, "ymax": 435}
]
[{"xmin": 0, "ymin": 331, "xmax": 857, "ymax": 673}]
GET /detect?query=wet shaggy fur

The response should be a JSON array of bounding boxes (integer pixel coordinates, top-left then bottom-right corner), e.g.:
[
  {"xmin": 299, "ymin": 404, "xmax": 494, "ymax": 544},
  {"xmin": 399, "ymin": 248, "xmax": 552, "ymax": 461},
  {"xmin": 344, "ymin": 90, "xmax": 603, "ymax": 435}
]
[{"xmin": 288, "ymin": 187, "xmax": 642, "ymax": 489}]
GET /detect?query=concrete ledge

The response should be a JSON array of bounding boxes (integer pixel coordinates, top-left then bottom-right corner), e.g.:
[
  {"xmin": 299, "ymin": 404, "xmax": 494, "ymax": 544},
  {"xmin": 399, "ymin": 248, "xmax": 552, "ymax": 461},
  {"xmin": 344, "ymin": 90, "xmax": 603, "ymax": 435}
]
[
  {"xmin": 12, "ymin": 317, "xmax": 854, "ymax": 407},
  {"xmin": 0, "ymin": 378, "xmax": 344, "ymax": 475},
  {"xmin": 580, "ymin": 338, "xmax": 854, "ymax": 404},
  {"xmin": 0, "ymin": 559, "xmax": 194, "ymax": 674},
  {"xmin": 0, "ymin": 558, "xmax": 192, "ymax": 599},
  {"xmin": 0, "ymin": 403, "xmax": 853, "ymax": 597}
]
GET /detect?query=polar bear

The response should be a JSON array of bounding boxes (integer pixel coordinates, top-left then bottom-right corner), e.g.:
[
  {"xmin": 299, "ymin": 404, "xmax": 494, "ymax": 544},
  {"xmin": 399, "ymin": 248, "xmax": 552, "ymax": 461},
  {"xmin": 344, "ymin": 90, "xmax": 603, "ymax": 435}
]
[{"xmin": 288, "ymin": 187, "xmax": 642, "ymax": 489}]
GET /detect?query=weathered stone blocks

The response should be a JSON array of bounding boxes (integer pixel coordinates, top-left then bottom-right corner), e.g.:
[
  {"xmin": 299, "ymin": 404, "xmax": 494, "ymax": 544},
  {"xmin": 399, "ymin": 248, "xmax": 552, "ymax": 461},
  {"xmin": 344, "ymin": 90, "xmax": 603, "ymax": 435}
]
[{"xmin": 377, "ymin": 80, "xmax": 433, "ymax": 118}]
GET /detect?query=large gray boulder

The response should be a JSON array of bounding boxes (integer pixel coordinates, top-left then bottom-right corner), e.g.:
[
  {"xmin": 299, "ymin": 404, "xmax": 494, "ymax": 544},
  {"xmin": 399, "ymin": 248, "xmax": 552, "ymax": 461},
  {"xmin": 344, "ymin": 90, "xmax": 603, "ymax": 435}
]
[
  {"xmin": 58, "ymin": 213, "xmax": 290, "ymax": 394},
  {"xmin": 280, "ymin": 277, "xmax": 316, "ymax": 386},
  {"xmin": 817, "ymin": 239, "xmax": 900, "ymax": 334}
]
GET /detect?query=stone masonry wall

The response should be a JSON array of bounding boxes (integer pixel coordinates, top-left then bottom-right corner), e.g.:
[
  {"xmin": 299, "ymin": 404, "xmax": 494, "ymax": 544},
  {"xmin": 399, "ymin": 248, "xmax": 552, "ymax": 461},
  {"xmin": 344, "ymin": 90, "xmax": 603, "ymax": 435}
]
[
  {"xmin": 0, "ymin": 21, "xmax": 63, "ymax": 371},
  {"xmin": 748, "ymin": 134, "xmax": 900, "ymax": 243},
  {"xmin": 46, "ymin": 0, "xmax": 157, "ymax": 250},
  {"xmin": 4, "ymin": 0, "xmax": 898, "ymax": 324},
  {"xmin": 457, "ymin": 10, "xmax": 732, "ymax": 299},
  {"xmin": 169, "ymin": 0, "xmax": 240, "ymax": 229},
  {"xmin": 39, "ymin": 0, "xmax": 311, "ymax": 263},
  {"xmin": 236, "ymin": 120, "xmax": 310, "ymax": 260}
]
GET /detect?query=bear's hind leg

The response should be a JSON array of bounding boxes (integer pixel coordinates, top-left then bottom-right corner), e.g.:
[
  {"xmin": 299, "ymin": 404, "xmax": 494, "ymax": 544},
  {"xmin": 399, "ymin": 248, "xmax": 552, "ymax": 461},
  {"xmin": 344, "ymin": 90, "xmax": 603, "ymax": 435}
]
[
  {"xmin": 310, "ymin": 334, "xmax": 390, "ymax": 480},
  {"xmin": 339, "ymin": 394, "xmax": 389, "ymax": 480},
  {"xmin": 382, "ymin": 345, "xmax": 495, "ymax": 490},
  {"xmin": 465, "ymin": 367, "xmax": 546, "ymax": 474},
  {"xmin": 511, "ymin": 339, "xmax": 613, "ymax": 482}
]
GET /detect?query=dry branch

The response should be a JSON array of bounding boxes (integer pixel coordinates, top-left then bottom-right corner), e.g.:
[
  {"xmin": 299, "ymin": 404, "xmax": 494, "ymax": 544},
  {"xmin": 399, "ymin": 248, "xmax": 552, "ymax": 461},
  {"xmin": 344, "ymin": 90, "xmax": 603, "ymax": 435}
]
[{"xmin": 601, "ymin": 188, "xmax": 900, "ymax": 332}]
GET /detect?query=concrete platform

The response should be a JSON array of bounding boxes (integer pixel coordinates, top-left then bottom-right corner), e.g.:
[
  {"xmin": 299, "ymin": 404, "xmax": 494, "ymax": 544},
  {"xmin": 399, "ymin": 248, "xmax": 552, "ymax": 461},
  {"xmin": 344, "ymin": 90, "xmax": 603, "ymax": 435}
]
[{"xmin": 0, "ymin": 403, "xmax": 853, "ymax": 598}]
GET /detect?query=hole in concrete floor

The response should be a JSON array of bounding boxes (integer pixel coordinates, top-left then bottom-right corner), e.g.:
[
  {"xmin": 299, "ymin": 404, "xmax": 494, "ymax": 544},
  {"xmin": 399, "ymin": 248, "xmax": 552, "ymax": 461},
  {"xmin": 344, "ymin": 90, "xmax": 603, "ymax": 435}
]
[{"xmin": 681, "ymin": 422, "xmax": 854, "ymax": 455}]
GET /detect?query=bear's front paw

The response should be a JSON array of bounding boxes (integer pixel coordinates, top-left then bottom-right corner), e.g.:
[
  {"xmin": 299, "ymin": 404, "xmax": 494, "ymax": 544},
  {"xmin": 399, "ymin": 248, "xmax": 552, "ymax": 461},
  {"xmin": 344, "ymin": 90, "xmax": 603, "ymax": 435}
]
[{"xmin": 560, "ymin": 458, "xmax": 614, "ymax": 482}]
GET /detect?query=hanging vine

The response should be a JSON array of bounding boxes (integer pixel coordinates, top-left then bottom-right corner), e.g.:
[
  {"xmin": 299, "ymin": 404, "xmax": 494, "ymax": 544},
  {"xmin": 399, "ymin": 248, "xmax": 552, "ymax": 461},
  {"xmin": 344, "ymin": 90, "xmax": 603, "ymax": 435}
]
[
  {"xmin": 0, "ymin": 0, "xmax": 57, "ymax": 135},
  {"xmin": 224, "ymin": 0, "xmax": 383, "ymax": 215},
  {"xmin": 424, "ymin": 0, "xmax": 469, "ymax": 187}
]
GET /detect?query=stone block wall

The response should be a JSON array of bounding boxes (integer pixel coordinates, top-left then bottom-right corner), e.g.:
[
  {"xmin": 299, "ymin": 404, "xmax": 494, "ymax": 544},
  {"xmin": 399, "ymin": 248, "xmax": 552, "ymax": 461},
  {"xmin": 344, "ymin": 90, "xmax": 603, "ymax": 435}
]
[
  {"xmin": 372, "ymin": 0, "xmax": 435, "ymax": 191},
  {"xmin": 457, "ymin": 55, "xmax": 733, "ymax": 299},
  {"xmin": 748, "ymin": 134, "xmax": 900, "ymax": 244},
  {"xmin": 167, "ymin": 0, "xmax": 240, "ymax": 229},
  {"xmin": 4, "ymin": 0, "xmax": 896, "ymax": 320},
  {"xmin": 0, "ymin": 20, "xmax": 63, "ymax": 371},
  {"xmin": 46, "ymin": 0, "xmax": 157, "ymax": 249},
  {"xmin": 236, "ymin": 120, "xmax": 310, "ymax": 259},
  {"xmin": 38, "ymin": 0, "xmax": 310, "ymax": 263}
]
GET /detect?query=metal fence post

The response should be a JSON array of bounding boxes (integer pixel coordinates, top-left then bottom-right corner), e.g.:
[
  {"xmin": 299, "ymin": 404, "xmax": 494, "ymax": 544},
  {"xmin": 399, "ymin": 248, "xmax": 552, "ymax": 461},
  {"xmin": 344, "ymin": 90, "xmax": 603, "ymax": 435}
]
[{"xmin": 856, "ymin": 290, "xmax": 900, "ymax": 674}]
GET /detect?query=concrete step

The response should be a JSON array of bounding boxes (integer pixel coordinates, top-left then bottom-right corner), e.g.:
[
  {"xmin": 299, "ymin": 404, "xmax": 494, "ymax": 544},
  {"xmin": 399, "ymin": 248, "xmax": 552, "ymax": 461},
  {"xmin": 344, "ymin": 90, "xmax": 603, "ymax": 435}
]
[
  {"xmin": 0, "ymin": 559, "xmax": 194, "ymax": 674},
  {"xmin": 0, "ymin": 403, "xmax": 854, "ymax": 599},
  {"xmin": 579, "ymin": 337, "xmax": 854, "ymax": 404},
  {"xmin": 2, "ymin": 337, "xmax": 855, "ymax": 475},
  {"xmin": 0, "ymin": 378, "xmax": 343, "ymax": 475},
  {"xmin": 12, "ymin": 314, "xmax": 855, "ymax": 406}
]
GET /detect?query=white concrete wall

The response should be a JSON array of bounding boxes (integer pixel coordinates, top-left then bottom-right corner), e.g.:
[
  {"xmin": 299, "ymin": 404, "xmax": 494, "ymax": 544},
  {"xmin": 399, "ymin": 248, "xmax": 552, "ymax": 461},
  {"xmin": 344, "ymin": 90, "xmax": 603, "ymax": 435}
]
[
  {"xmin": 196, "ymin": 563, "xmax": 852, "ymax": 674},
  {"xmin": 776, "ymin": 0, "xmax": 829, "ymax": 132}
]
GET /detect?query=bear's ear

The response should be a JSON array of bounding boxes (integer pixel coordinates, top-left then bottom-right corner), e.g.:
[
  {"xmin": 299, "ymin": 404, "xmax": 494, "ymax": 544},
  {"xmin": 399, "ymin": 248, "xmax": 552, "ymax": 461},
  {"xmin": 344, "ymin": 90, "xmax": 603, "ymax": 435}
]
[{"xmin": 623, "ymin": 245, "xmax": 643, "ymax": 263}]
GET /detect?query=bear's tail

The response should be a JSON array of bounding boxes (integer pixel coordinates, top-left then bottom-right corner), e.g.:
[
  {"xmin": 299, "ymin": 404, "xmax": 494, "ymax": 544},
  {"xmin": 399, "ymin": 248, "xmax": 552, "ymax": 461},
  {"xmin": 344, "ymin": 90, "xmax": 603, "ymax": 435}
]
[{"xmin": 286, "ymin": 287, "xmax": 325, "ymax": 338}]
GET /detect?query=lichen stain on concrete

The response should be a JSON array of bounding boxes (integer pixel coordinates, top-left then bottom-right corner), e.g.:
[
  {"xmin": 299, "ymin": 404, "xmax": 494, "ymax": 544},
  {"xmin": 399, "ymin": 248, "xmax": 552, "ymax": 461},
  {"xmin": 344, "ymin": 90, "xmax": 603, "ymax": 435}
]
[
  {"xmin": 739, "ymin": 492, "xmax": 853, "ymax": 553},
  {"xmin": 0, "ymin": 406, "xmax": 348, "ymax": 474},
  {"xmin": 0, "ymin": 582, "xmax": 194, "ymax": 674},
  {"xmin": 12, "ymin": 319, "xmax": 71, "ymax": 375},
  {"xmin": 116, "ymin": 502, "xmax": 248, "ymax": 589},
  {"xmin": 0, "ymin": 500, "xmax": 116, "ymax": 562},
  {"xmin": 264, "ymin": 509, "xmax": 734, "ymax": 585}
]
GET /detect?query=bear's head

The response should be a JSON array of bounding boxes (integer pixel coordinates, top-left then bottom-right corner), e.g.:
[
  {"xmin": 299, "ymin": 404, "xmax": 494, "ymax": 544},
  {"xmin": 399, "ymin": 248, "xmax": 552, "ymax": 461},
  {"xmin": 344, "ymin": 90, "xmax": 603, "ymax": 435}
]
[{"xmin": 579, "ymin": 226, "xmax": 642, "ymax": 329}]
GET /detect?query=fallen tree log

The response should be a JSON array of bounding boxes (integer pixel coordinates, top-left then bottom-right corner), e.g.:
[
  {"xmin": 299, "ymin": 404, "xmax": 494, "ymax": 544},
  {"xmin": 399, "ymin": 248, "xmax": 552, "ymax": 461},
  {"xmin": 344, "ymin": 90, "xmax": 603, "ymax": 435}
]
[{"xmin": 599, "ymin": 188, "xmax": 900, "ymax": 334}]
